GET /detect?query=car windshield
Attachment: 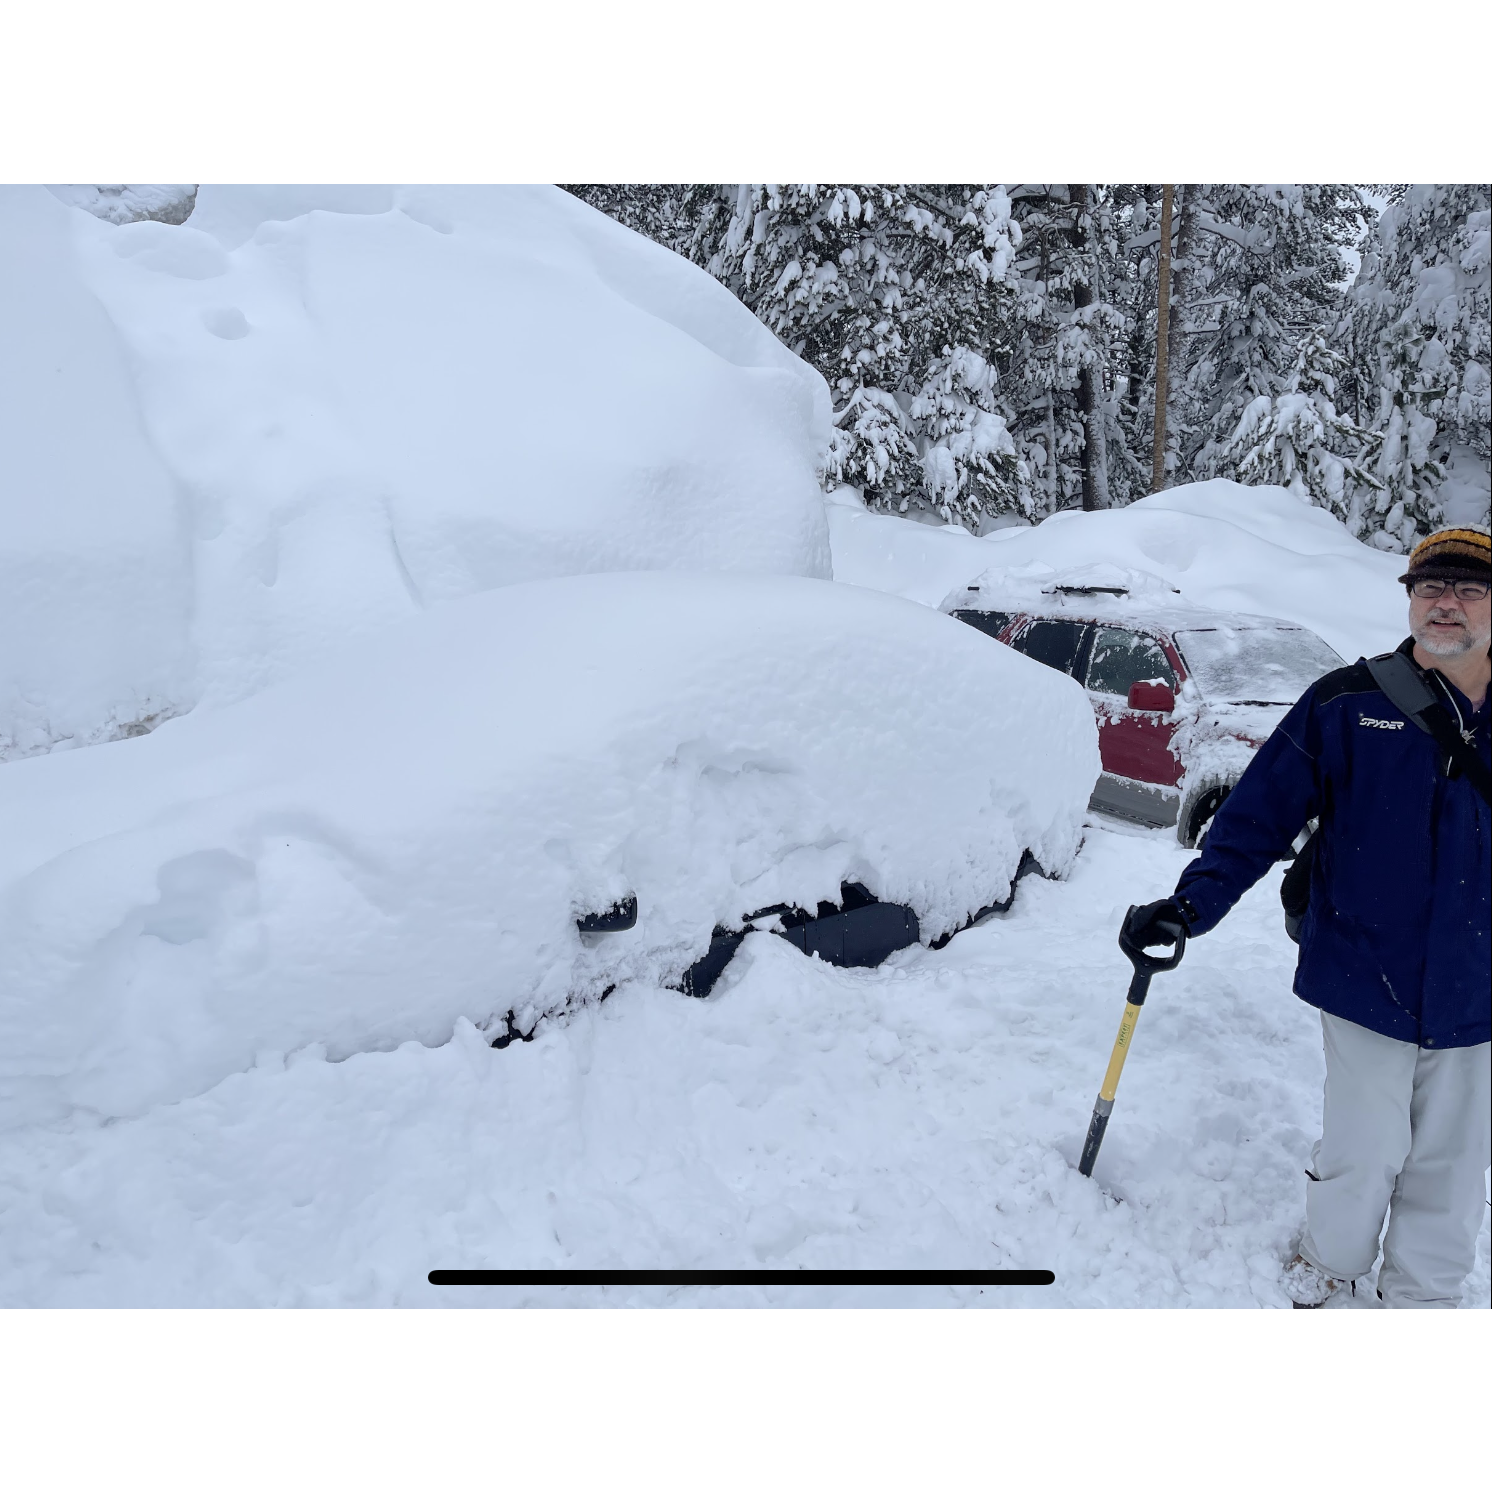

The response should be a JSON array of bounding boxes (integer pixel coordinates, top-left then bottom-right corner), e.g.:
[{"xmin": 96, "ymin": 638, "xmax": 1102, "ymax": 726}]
[{"xmin": 1174, "ymin": 626, "xmax": 1344, "ymax": 705}]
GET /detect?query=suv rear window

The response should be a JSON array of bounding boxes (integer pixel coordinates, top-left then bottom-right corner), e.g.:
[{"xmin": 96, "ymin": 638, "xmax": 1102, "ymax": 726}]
[
  {"xmin": 1085, "ymin": 626, "xmax": 1177, "ymax": 696},
  {"xmin": 950, "ymin": 609, "xmax": 1012, "ymax": 640},
  {"xmin": 1007, "ymin": 619, "xmax": 1087, "ymax": 676}
]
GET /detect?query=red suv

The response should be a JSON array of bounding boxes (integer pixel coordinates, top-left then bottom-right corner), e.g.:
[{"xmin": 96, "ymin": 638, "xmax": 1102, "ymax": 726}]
[{"xmin": 945, "ymin": 581, "xmax": 1343, "ymax": 846}]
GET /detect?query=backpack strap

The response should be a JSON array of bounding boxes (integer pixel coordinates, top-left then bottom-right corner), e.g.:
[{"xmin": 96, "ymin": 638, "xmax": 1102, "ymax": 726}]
[{"xmin": 1366, "ymin": 650, "xmax": 1491, "ymax": 806}]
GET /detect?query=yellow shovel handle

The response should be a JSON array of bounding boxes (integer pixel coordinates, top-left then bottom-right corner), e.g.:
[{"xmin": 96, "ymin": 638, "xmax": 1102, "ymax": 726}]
[{"xmin": 1098, "ymin": 1001, "xmax": 1144, "ymax": 1102}]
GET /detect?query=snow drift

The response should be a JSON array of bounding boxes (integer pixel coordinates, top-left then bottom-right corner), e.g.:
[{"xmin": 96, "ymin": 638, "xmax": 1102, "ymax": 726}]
[
  {"xmin": 0, "ymin": 185, "xmax": 833, "ymax": 762},
  {"xmin": 829, "ymin": 479, "xmax": 1409, "ymax": 663},
  {"xmin": 0, "ymin": 572, "xmax": 1097, "ymax": 1131}
]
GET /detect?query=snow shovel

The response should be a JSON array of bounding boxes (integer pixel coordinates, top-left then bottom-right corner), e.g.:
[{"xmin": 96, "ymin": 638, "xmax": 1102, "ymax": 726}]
[{"xmin": 1077, "ymin": 909, "xmax": 1188, "ymax": 1178}]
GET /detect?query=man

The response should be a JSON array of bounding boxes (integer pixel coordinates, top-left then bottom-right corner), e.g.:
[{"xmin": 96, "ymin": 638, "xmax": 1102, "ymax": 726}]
[{"xmin": 1124, "ymin": 523, "xmax": 1490, "ymax": 1308}]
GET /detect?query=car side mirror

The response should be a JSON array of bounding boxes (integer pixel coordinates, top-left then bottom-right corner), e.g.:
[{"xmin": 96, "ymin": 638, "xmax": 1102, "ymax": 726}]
[
  {"xmin": 577, "ymin": 896, "xmax": 637, "ymax": 933},
  {"xmin": 1127, "ymin": 680, "xmax": 1175, "ymax": 714}
]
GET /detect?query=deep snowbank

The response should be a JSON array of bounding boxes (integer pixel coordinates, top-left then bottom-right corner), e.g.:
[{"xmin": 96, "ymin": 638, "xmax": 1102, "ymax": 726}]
[
  {"xmin": 0, "ymin": 190, "xmax": 194, "ymax": 765},
  {"xmin": 1, "ymin": 185, "xmax": 833, "ymax": 760},
  {"xmin": 0, "ymin": 572, "xmax": 1097, "ymax": 1131},
  {"xmin": 829, "ymin": 479, "xmax": 1408, "ymax": 662}
]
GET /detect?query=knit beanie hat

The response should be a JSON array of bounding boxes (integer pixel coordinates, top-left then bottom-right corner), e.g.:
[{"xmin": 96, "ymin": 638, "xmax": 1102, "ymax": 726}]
[{"xmin": 1398, "ymin": 523, "xmax": 1491, "ymax": 585}]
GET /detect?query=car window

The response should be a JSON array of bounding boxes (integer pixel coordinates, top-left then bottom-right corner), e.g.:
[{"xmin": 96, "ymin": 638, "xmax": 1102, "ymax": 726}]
[
  {"xmin": 1007, "ymin": 619, "xmax": 1088, "ymax": 676},
  {"xmin": 1085, "ymin": 626, "xmax": 1177, "ymax": 696},
  {"xmin": 1174, "ymin": 626, "xmax": 1344, "ymax": 704},
  {"xmin": 950, "ymin": 609, "xmax": 1012, "ymax": 641}
]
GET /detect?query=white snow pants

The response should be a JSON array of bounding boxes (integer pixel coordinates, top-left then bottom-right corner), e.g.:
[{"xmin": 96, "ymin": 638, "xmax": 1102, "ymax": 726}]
[{"xmin": 1298, "ymin": 1011, "xmax": 1491, "ymax": 1308}]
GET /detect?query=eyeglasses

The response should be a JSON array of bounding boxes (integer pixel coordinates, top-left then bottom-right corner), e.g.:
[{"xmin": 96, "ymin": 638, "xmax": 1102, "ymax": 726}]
[{"xmin": 1409, "ymin": 578, "xmax": 1490, "ymax": 602}]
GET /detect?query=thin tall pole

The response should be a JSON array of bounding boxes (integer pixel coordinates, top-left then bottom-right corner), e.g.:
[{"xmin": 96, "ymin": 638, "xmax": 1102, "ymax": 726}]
[{"xmin": 1151, "ymin": 184, "xmax": 1174, "ymax": 493}]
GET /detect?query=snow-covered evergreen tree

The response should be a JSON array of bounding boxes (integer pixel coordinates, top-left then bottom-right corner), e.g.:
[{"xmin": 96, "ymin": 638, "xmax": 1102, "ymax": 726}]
[
  {"xmin": 1109, "ymin": 186, "xmax": 1167, "ymax": 503},
  {"xmin": 909, "ymin": 347, "xmax": 1023, "ymax": 516},
  {"xmin": 1221, "ymin": 330, "xmax": 1382, "ymax": 524},
  {"xmin": 563, "ymin": 185, "xmax": 692, "ymax": 251},
  {"xmin": 701, "ymin": 185, "xmax": 1028, "ymax": 524},
  {"xmin": 1168, "ymin": 185, "xmax": 1367, "ymax": 484},
  {"xmin": 1002, "ymin": 185, "xmax": 1132, "ymax": 515},
  {"xmin": 46, "ymin": 184, "xmax": 198, "ymax": 225},
  {"xmin": 572, "ymin": 183, "xmax": 1029, "ymax": 526},
  {"xmin": 569, "ymin": 183, "xmax": 1486, "ymax": 540},
  {"xmin": 1348, "ymin": 184, "xmax": 1491, "ymax": 546}
]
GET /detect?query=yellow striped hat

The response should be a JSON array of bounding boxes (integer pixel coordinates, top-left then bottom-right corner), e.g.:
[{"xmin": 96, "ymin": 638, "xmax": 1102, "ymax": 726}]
[{"xmin": 1398, "ymin": 523, "xmax": 1491, "ymax": 584}]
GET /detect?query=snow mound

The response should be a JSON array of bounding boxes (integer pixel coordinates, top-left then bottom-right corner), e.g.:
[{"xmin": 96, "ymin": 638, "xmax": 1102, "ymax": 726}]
[
  {"xmin": 1, "ymin": 185, "xmax": 832, "ymax": 761},
  {"xmin": 0, "ymin": 190, "xmax": 194, "ymax": 765},
  {"xmin": 830, "ymin": 479, "xmax": 1408, "ymax": 661},
  {"xmin": 0, "ymin": 572, "xmax": 1097, "ymax": 1131},
  {"xmin": 964, "ymin": 560, "xmax": 1184, "ymax": 608}
]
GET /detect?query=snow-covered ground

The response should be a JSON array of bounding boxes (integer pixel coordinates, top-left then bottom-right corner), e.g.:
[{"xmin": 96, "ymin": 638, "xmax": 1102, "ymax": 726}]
[{"xmin": 4, "ymin": 818, "xmax": 1482, "ymax": 1307}]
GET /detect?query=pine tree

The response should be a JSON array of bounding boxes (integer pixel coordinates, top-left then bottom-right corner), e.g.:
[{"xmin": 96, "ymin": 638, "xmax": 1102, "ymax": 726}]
[
  {"xmin": 1002, "ymin": 185, "xmax": 1131, "ymax": 515},
  {"xmin": 563, "ymin": 185, "xmax": 692, "ymax": 251},
  {"xmin": 649, "ymin": 184, "xmax": 1030, "ymax": 526},
  {"xmin": 1349, "ymin": 184, "xmax": 1491, "ymax": 546},
  {"xmin": 1169, "ymin": 185, "xmax": 1367, "ymax": 483},
  {"xmin": 1220, "ymin": 330, "xmax": 1382, "ymax": 524},
  {"xmin": 568, "ymin": 183, "xmax": 1483, "ymax": 539},
  {"xmin": 1110, "ymin": 186, "xmax": 1168, "ymax": 504}
]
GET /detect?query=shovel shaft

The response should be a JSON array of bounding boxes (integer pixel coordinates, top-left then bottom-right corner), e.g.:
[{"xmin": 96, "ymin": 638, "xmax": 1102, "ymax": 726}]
[
  {"xmin": 1079, "ymin": 911, "xmax": 1186, "ymax": 1182},
  {"xmin": 1100, "ymin": 995, "xmax": 1146, "ymax": 1101},
  {"xmin": 1077, "ymin": 981, "xmax": 1151, "ymax": 1178}
]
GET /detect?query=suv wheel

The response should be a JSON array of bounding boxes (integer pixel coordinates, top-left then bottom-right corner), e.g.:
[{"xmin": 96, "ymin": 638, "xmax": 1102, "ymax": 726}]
[{"xmin": 1178, "ymin": 783, "xmax": 1231, "ymax": 850}]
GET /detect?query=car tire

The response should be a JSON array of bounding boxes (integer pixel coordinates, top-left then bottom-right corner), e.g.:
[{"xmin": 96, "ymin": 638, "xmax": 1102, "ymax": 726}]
[{"xmin": 1178, "ymin": 783, "xmax": 1231, "ymax": 850}]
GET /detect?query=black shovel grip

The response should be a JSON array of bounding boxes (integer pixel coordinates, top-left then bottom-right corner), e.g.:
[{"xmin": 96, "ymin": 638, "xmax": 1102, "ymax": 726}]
[{"xmin": 1117, "ymin": 907, "xmax": 1187, "ymax": 1005}]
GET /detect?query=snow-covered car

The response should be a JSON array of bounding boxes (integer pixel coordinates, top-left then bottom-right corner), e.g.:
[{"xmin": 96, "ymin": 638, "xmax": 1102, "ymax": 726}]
[
  {"xmin": 0, "ymin": 571, "xmax": 1098, "ymax": 1130},
  {"xmin": 944, "ymin": 571, "xmax": 1343, "ymax": 846}
]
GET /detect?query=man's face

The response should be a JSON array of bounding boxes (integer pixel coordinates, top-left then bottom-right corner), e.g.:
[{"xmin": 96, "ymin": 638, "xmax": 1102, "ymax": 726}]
[{"xmin": 1409, "ymin": 582, "xmax": 1492, "ymax": 657}]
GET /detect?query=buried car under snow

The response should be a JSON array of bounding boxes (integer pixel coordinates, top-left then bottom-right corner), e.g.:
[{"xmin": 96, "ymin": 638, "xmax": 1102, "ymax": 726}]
[
  {"xmin": 0, "ymin": 571, "xmax": 1098, "ymax": 1129},
  {"xmin": 943, "ymin": 566, "xmax": 1344, "ymax": 846}
]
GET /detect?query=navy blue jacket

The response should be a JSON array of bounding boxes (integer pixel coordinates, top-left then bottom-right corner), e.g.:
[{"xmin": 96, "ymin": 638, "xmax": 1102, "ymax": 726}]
[{"xmin": 1174, "ymin": 639, "xmax": 1490, "ymax": 1049}]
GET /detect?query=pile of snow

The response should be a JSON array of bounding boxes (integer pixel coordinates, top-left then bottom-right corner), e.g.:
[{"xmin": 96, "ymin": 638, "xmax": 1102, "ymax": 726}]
[
  {"xmin": 957, "ymin": 560, "xmax": 1188, "ymax": 613},
  {"xmin": 829, "ymin": 479, "xmax": 1409, "ymax": 662},
  {"xmin": 1, "ymin": 185, "xmax": 832, "ymax": 761},
  {"xmin": 1, "ymin": 193, "xmax": 193, "ymax": 765},
  {"xmin": 0, "ymin": 572, "xmax": 1098, "ymax": 1131}
]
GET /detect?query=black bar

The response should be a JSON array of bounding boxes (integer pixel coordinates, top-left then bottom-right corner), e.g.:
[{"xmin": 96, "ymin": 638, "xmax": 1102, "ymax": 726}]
[{"xmin": 428, "ymin": 1269, "xmax": 1053, "ymax": 1287}]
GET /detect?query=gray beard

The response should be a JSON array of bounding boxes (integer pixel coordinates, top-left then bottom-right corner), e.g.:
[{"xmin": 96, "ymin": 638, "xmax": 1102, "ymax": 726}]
[{"xmin": 1412, "ymin": 613, "xmax": 1492, "ymax": 656}]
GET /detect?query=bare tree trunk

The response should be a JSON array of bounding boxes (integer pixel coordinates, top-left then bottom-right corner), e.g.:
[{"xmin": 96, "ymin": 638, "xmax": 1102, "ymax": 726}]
[
  {"xmin": 1165, "ymin": 185, "xmax": 1201, "ymax": 480},
  {"xmin": 1068, "ymin": 184, "xmax": 1111, "ymax": 511},
  {"xmin": 1151, "ymin": 184, "xmax": 1174, "ymax": 492},
  {"xmin": 1036, "ymin": 213, "xmax": 1060, "ymax": 514},
  {"xmin": 1045, "ymin": 397, "xmax": 1058, "ymax": 510}
]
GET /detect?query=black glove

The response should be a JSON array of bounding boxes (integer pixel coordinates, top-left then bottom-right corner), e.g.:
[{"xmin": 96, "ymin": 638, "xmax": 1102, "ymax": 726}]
[{"xmin": 1121, "ymin": 898, "xmax": 1191, "ymax": 953}]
